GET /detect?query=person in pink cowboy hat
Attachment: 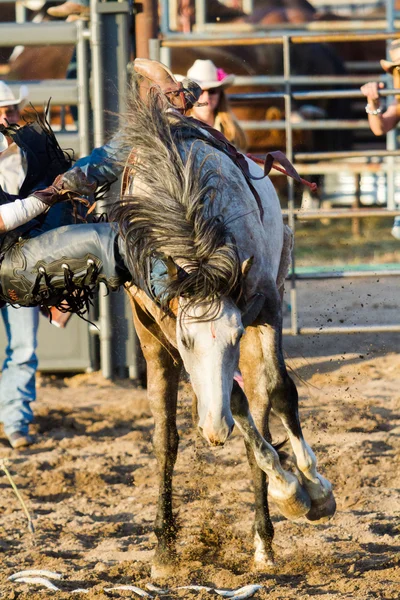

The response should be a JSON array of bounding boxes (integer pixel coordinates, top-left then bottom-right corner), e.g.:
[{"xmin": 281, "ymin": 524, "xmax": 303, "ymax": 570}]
[
  {"xmin": 183, "ymin": 59, "xmax": 247, "ymax": 151},
  {"xmin": 360, "ymin": 40, "xmax": 400, "ymax": 239},
  {"xmin": 360, "ymin": 39, "xmax": 400, "ymax": 136}
]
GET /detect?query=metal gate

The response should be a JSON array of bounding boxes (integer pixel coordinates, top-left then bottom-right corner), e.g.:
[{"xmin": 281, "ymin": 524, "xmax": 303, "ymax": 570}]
[
  {"xmin": 150, "ymin": 0, "xmax": 400, "ymax": 337},
  {"xmin": 0, "ymin": 0, "xmax": 141, "ymax": 376}
]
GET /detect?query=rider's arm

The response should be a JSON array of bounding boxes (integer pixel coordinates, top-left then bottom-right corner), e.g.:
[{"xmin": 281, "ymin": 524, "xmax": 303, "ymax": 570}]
[
  {"xmin": 0, "ymin": 164, "xmax": 98, "ymax": 232},
  {"xmin": 72, "ymin": 131, "xmax": 130, "ymax": 187},
  {"xmin": 0, "ymin": 195, "xmax": 47, "ymax": 233}
]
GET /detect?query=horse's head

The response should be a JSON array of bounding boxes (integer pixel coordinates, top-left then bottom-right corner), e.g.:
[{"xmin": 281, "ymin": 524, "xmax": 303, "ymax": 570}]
[{"xmin": 177, "ymin": 297, "xmax": 244, "ymax": 446}]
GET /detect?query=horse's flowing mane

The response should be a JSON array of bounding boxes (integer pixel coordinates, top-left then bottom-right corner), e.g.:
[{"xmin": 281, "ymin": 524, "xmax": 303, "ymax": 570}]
[{"xmin": 110, "ymin": 89, "xmax": 242, "ymax": 312}]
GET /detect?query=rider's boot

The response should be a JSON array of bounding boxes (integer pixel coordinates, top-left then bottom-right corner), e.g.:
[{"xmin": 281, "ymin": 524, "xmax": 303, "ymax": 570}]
[{"xmin": 0, "ymin": 222, "xmax": 131, "ymax": 314}]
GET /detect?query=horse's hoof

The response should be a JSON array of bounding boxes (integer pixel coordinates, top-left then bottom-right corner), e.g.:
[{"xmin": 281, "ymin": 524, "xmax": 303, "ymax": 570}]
[
  {"xmin": 306, "ymin": 489, "xmax": 336, "ymax": 524},
  {"xmin": 253, "ymin": 538, "xmax": 274, "ymax": 571},
  {"xmin": 269, "ymin": 477, "xmax": 311, "ymax": 520},
  {"xmin": 151, "ymin": 561, "xmax": 178, "ymax": 580},
  {"xmin": 300, "ymin": 473, "xmax": 336, "ymax": 524},
  {"xmin": 253, "ymin": 556, "xmax": 275, "ymax": 572}
]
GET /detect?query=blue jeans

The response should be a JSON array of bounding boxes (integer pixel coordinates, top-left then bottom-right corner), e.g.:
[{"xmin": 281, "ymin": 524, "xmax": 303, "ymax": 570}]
[
  {"xmin": 150, "ymin": 258, "xmax": 169, "ymax": 299},
  {"xmin": 0, "ymin": 305, "xmax": 39, "ymax": 437}
]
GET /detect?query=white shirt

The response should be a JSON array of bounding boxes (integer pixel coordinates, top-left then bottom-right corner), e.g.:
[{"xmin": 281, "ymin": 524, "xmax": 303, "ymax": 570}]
[
  {"xmin": 0, "ymin": 143, "xmax": 47, "ymax": 232},
  {"xmin": 0, "ymin": 142, "xmax": 26, "ymax": 194}
]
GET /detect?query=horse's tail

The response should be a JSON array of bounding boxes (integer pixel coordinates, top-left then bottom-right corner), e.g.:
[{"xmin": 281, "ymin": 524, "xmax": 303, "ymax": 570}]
[{"xmin": 109, "ymin": 90, "xmax": 242, "ymax": 312}]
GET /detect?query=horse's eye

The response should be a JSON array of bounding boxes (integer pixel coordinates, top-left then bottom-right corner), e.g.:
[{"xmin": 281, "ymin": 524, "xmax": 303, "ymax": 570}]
[{"xmin": 232, "ymin": 328, "xmax": 245, "ymax": 345}]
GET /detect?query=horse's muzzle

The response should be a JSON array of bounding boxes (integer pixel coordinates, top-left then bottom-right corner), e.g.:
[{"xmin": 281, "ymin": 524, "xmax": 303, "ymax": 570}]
[{"xmin": 198, "ymin": 413, "xmax": 234, "ymax": 446}]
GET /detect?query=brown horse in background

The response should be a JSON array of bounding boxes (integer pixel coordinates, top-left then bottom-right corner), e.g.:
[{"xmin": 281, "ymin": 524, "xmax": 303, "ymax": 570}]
[
  {"xmin": 0, "ymin": 3, "xmax": 75, "ymax": 127},
  {"xmin": 0, "ymin": 2, "xmax": 74, "ymax": 79}
]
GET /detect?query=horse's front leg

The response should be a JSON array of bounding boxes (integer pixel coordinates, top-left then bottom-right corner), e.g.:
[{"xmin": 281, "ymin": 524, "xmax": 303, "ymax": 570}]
[
  {"xmin": 149, "ymin": 352, "xmax": 181, "ymax": 575},
  {"xmin": 130, "ymin": 300, "xmax": 182, "ymax": 577},
  {"xmin": 257, "ymin": 293, "xmax": 336, "ymax": 524},
  {"xmin": 231, "ymin": 382, "xmax": 311, "ymax": 526},
  {"xmin": 238, "ymin": 326, "xmax": 275, "ymax": 569}
]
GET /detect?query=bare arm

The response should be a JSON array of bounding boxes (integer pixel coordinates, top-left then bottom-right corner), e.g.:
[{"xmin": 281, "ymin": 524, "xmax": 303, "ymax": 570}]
[{"xmin": 360, "ymin": 81, "xmax": 400, "ymax": 135}]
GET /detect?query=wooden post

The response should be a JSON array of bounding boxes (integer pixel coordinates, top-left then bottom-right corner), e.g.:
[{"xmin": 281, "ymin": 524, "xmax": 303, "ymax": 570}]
[{"xmin": 135, "ymin": 0, "xmax": 159, "ymax": 58}]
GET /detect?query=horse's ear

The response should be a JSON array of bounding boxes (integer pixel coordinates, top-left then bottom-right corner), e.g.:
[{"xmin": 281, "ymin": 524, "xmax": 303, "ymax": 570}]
[
  {"xmin": 241, "ymin": 256, "xmax": 254, "ymax": 278},
  {"xmin": 166, "ymin": 256, "xmax": 178, "ymax": 280}
]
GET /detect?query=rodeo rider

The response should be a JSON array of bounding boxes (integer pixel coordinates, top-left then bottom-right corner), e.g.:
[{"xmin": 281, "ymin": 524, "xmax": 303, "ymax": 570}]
[{"xmin": 0, "ymin": 62, "xmax": 203, "ymax": 450}]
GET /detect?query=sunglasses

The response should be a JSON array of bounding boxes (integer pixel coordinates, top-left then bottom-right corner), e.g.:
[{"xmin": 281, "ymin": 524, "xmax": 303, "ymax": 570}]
[
  {"xmin": 203, "ymin": 88, "xmax": 220, "ymax": 96},
  {"xmin": 0, "ymin": 106, "xmax": 19, "ymax": 118}
]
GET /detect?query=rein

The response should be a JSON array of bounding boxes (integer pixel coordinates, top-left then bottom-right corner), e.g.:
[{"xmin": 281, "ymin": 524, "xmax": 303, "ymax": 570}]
[
  {"xmin": 246, "ymin": 153, "xmax": 317, "ymax": 192},
  {"xmin": 185, "ymin": 118, "xmax": 317, "ymax": 218},
  {"xmin": 121, "ymin": 114, "xmax": 317, "ymax": 203}
]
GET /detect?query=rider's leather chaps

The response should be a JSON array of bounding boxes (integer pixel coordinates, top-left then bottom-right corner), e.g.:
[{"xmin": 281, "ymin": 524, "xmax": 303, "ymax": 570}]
[{"xmin": 0, "ymin": 223, "xmax": 131, "ymax": 314}]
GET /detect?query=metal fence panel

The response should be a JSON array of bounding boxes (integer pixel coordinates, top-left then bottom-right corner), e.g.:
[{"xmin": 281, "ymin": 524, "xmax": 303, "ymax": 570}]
[{"xmin": 0, "ymin": 312, "xmax": 91, "ymax": 372}]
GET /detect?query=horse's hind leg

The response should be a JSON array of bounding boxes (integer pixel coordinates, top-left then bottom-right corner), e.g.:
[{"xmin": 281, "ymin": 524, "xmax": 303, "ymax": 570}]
[
  {"xmin": 238, "ymin": 326, "xmax": 275, "ymax": 568},
  {"xmin": 130, "ymin": 299, "xmax": 182, "ymax": 577},
  {"xmin": 257, "ymin": 290, "xmax": 336, "ymax": 524}
]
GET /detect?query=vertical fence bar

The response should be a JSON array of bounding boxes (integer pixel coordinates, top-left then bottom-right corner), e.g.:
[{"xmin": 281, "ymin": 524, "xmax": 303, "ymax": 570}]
[
  {"xmin": 90, "ymin": 0, "xmax": 104, "ymax": 147},
  {"xmin": 160, "ymin": 0, "xmax": 170, "ymax": 34},
  {"xmin": 115, "ymin": 0, "xmax": 131, "ymax": 115},
  {"xmin": 149, "ymin": 38, "xmax": 161, "ymax": 61},
  {"xmin": 385, "ymin": 0, "xmax": 396, "ymax": 210},
  {"xmin": 283, "ymin": 35, "xmax": 298, "ymax": 336},
  {"xmin": 195, "ymin": 0, "xmax": 206, "ymax": 31},
  {"xmin": 90, "ymin": 0, "xmax": 112, "ymax": 379},
  {"xmin": 76, "ymin": 20, "xmax": 90, "ymax": 157},
  {"xmin": 168, "ymin": 0, "xmax": 179, "ymax": 31},
  {"xmin": 15, "ymin": 0, "xmax": 27, "ymax": 23},
  {"xmin": 160, "ymin": 46, "xmax": 172, "ymax": 68}
]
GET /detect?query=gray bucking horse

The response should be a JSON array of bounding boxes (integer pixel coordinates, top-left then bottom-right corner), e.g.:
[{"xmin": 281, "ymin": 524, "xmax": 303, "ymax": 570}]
[{"xmin": 110, "ymin": 93, "xmax": 336, "ymax": 577}]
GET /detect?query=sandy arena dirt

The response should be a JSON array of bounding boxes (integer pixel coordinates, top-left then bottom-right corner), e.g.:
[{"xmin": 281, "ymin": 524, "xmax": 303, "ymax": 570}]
[{"xmin": 0, "ymin": 278, "xmax": 399, "ymax": 599}]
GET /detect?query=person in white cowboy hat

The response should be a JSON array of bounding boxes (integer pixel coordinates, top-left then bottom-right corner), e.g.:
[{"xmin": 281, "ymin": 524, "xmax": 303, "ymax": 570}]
[
  {"xmin": 183, "ymin": 59, "xmax": 247, "ymax": 151},
  {"xmin": 0, "ymin": 82, "xmax": 29, "ymax": 193},
  {"xmin": 360, "ymin": 40, "xmax": 400, "ymax": 239},
  {"xmin": 0, "ymin": 80, "xmax": 40, "ymax": 449}
]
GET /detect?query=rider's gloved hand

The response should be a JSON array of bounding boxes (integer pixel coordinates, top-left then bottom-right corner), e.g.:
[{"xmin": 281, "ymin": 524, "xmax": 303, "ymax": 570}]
[
  {"xmin": 31, "ymin": 167, "xmax": 96, "ymax": 207},
  {"xmin": 58, "ymin": 166, "xmax": 98, "ymax": 196},
  {"xmin": 181, "ymin": 78, "xmax": 203, "ymax": 110}
]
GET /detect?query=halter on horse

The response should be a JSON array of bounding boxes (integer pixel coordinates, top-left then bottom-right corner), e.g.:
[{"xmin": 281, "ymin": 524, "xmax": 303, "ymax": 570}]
[{"xmin": 111, "ymin": 83, "xmax": 336, "ymax": 575}]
